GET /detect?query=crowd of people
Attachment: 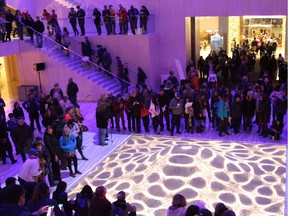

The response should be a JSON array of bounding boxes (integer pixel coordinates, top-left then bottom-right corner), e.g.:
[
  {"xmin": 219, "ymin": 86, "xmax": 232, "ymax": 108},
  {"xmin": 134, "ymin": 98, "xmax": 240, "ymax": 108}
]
[
  {"xmin": 0, "ymin": 4, "xmax": 287, "ymax": 216},
  {"xmin": 0, "ymin": 3, "xmax": 150, "ymax": 43},
  {"xmin": 0, "ymin": 175, "xmax": 240, "ymax": 216},
  {"xmin": 0, "ymin": 177, "xmax": 137, "ymax": 216},
  {"xmin": 0, "ymin": 77, "xmax": 91, "ymax": 183},
  {"xmin": 95, "ymin": 45, "xmax": 286, "ymax": 140}
]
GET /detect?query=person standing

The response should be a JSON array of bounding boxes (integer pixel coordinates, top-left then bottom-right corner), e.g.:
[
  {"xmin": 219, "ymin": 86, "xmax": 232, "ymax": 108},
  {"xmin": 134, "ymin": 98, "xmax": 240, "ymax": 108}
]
[
  {"xmin": 14, "ymin": 9, "xmax": 24, "ymax": 40},
  {"xmin": 139, "ymin": 5, "xmax": 150, "ymax": 34},
  {"xmin": 24, "ymin": 13, "xmax": 34, "ymax": 43},
  {"xmin": 117, "ymin": 5, "xmax": 128, "ymax": 35},
  {"xmin": 22, "ymin": 93, "xmax": 41, "ymax": 133},
  {"xmin": 42, "ymin": 9, "xmax": 52, "ymax": 36},
  {"xmin": 13, "ymin": 117, "xmax": 33, "ymax": 162},
  {"xmin": 33, "ymin": 16, "xmax": 45, "ymax": 48},
  {"xmin": 66, "ymin": 119, "xmax": 88, "ymax": 160},
  {"xmin": 92, "ymin": 8, "xmax": 102, "ymax": 35},
  {"xmin": 137, "ymin": 67, "xmax": 147, "ymax": 87},
  {"xmin": 0, "ymin": 116, "xmax": 17, "ymax": 165},
  {"xmin": 149, "ymin": 95, "xmax": 161, "ymax": 135},
  {"xmin": 230, "ymin": 95, "xmax": 242, "ymax": 134},
  {"xmin": 5, "ymin": 9, "xmax": 14, "ymax": 42},
  {"xmin": 43, "ymin": 125, "xmax": 62, "ymax": 182},
  {"xmin": 62, "ymin": 27, "xmax": 70, "ymax": 56},
  {"xmin": 119, "ymin": 63, "xmax": 130, "ymax": 94},
  {"xmin": 109, "ymin": 5, "xmax": 116, "ymax": 34},
  {"xmin": 76, "ymin": 6, "xmax": 86, "ymax": 36},
  {"xmin": 102, "ymin": 48, "xmax": 112, "ymax": 77},
  {"xmin": 0, "ymin": 96, "xmax": 6, "ymax": 122},
  {"xmin": 68, "ymin": 7, "xmax": 79, "ymax": 36},
  {"xmin": 128, "ymin": 5, "xmax": 139, "ymax": 35},
  {"xmin": 169, "ymin": 92, "xmax": 183, "ymax": 136},
  {"xmin": 217, "ymin": 94, "xmax": 230, "ymax": 137},
  {"xmin": 242, "ymin": 91, "xmax": 256, "ymax": 132},
  {"xmin": 59, "ymin": 126, "xmax": 81, "ymax": 177},
  {"xmin": 66, "ymin": 77, "xmax": 79, "ymax": 107},
  {"xmin": 102, "ymin": 5, "xmax": 111, "ymax": 35},
  {"xmin": 50, "ymin": 9, "xmax": 58, "ymax": 35},
  {"xmin": 96, "ymin": 102, "xmax": 109, "ymax": 146},
  {"xmin": 84, "ymin": 36, "xmax": 92, "ymax": 61}
]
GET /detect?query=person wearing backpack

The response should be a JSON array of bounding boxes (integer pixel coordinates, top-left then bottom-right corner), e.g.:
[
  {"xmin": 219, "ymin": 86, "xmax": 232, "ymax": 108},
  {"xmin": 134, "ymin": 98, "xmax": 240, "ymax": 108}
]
[
  {"xmin": 74, "ymin": 185, "xmax": 93, "ymax": 216},
  {"xmin": 112, "ymin": 191, "xmax": 136, "ymax": 216}
]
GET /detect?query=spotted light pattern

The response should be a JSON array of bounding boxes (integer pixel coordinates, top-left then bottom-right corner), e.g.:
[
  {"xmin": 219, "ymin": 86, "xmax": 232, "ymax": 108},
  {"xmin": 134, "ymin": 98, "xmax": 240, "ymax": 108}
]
[{"xmin": 68, "ymin": 135, "xmax": 286, "ymax": 216}]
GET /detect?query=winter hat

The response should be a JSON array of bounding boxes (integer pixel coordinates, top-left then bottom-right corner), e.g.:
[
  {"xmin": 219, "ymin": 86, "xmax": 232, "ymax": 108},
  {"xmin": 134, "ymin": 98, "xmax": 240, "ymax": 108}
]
[{"xmin": 175, "ymin": 92, "xmax": 181, "ymax": 97}]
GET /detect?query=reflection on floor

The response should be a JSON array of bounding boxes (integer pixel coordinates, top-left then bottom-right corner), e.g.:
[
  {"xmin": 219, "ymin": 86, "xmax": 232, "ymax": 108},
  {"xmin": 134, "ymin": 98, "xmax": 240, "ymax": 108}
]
[{"xmin": 68, "ymin": 134, "xmax": 286, "ymax": 216}]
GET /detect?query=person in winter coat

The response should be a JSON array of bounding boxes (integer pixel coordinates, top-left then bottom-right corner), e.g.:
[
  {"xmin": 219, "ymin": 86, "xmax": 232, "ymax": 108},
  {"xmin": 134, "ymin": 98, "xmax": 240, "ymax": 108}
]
[
  {"xmin": 149, "ymin": 95, "xmax": 161, "ymax": 135},
  {"xmin": 242, "ymin": 91, "xmax": 256, "ymax": 132},
  {"xmin": 193, "ymin": 93, "xmax": 206, "ymax": 133},
  {"xmin": 257, "ymin": 94, "xmax": 271, "ymax": 137},
  {"xmin": 66, "ymin": 119, "xmax": 88, "ymax": 160},
  {"xmin": 169, "ymin": 92, "xmax": 183, "ymax": 136},
  {"xmin": 96, "ymin": 102, "xmax": 109, "ymax": 146},
  {"xmin": 0, "ymin": 116, "xmax": 17, "ymax": 165},
  {"xmin": 22, "ymin": 93, "xmax": 41, "ymax": 133},
  {"xmin": 230, "ymin": 95, "xmax": 242, "ymax": 134},
  {"xmin": 137, "ymin": 67, "xmax": 147, "ymax": 87},
  {"xmin": 217, "ymin": 94, "xmax": 230, "ymax": 137},
  {"xmin": 89, "ymin": 186, "xmax": 111, "ymax": 216},
  {"xmin": 44, "ymin": 125, "xmax": 62, "ymax": 182},
  {"xmin": 13, "ymin": 117, "xmax": 34, "ymax": 162},
  {"xmin": 113, "ymin": 94, "xmax": 126, "ymax": 132},
  {"xmin": 59, "ymin": 126, "xmax": 81, "ymax": 177}
]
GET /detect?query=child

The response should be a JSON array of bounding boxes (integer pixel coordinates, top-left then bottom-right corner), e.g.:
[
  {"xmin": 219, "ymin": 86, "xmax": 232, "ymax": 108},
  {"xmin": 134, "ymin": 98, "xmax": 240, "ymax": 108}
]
[
  {"xmin": 184, "ymin": 97, "xmax": 194, "ymax": 133},
  {"xmin": 6, "ymin": 113, "xmax": 19, "ymax": 154},
  {"xmin": 268, "ymin": 119, "xmax": 284, "ymax": 140}
]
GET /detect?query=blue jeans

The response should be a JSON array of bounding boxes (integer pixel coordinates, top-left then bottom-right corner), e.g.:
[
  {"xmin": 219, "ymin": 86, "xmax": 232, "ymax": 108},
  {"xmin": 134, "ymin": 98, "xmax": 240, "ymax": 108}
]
[
  {"xmin": 98, "ymin": 128, "xmax": 106, "ymax": 145},
  {"xmin": 35, "ymin": 33, "xmax": 43, "ymax": 48}
]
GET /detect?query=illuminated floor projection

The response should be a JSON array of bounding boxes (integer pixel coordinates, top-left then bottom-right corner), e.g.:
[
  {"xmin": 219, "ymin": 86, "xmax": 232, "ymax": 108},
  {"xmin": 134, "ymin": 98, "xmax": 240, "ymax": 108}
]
[{"xmin": 68, "ymin": 135, "xmax": 286, "ymax": 216}]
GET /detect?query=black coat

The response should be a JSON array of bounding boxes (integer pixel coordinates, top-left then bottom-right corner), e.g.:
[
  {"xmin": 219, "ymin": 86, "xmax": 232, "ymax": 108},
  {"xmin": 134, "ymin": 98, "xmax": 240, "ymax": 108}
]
[
  {"xmin": 13, "ymin": 123, "xmax": 33, "ymax": 153},
  {"xmin": 44, "ymin": 133, "xmax": 61, "ymax": 158},
  {"xmin": 242, "ymin": 98, "xmax": 256, "ymax": 117},
  {"xmin": 96, "ymin": 110, "xmax": 109, "ymax": 129},
  {"xmin": 230, "ymin": 101, "xmax": 242, "ymax": 118}
]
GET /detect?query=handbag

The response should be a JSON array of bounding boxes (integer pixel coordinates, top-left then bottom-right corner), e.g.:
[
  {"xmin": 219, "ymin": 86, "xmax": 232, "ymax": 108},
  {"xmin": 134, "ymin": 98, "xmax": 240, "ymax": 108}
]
[
  {"xmin": 81, "ymin": 125, "xmax": 89, "ymax": 132},
  {"xmin": 63, "ymin": 152, "xmax": 76, "ymax": 158},
  {"xmin": 140, "ymin": 107, "xmax": 149, "ymax": 117}
]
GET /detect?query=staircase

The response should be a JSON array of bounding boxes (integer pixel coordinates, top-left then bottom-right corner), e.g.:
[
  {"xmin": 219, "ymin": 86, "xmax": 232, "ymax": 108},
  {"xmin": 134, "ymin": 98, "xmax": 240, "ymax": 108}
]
[{"xmin": 25, "ymin": 38, "xmax": 127, "ymax": 95}]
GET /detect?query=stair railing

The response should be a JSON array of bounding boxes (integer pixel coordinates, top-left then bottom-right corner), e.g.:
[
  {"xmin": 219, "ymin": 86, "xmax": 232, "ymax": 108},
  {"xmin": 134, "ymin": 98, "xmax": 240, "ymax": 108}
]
[{"xmin": 23, "ymin": 24, "xmax": 135, "ymax": 90}]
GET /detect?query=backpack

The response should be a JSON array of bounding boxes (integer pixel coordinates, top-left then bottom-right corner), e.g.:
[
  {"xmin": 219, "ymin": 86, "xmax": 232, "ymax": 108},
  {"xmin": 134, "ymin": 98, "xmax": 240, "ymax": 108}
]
[
  {"xmin": 74, "ymin": 195, "xmax": 89, "ymax": 216},
  {"xmin": 111, "ymin": 205, "xmax": 125, "ymax": 216}
]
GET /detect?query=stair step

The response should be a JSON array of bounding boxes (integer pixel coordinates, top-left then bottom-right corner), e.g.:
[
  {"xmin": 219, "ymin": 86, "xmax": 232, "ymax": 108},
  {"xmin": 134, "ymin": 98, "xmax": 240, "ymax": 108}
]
[{"xmin": 29, "ymin": 34, "xmax": 124, "ymax": 95}]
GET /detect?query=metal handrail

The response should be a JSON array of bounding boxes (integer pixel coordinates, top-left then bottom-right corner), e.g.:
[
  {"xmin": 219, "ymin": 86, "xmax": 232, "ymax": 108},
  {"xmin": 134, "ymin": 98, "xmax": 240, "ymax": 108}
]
[{"xmin": 23, "ymin": 23, "xmax": 135, "ymax": 88}]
